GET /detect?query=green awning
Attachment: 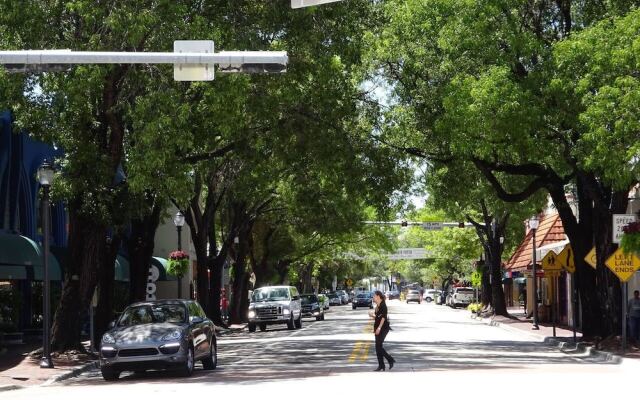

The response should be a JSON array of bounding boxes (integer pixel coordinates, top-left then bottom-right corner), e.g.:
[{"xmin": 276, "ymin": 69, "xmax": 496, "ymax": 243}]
[
  {"xmin": 115, "ymin": 255, "xmax": 129, "ymax": 282},
  {"xmin": 0, "ymin": 265, "xmax": 27, "ymax": 280},
  {"xmin": 0, "ymin": 232, "xmax": 62, "ymax": 281},
  {"xmin": 152, "ymin": 257, "xmax": 177, "ymax": 281}
]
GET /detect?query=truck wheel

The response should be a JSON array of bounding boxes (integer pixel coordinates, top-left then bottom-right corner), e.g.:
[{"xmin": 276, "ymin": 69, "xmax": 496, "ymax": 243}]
[
  {"xmin": 295, "ymin": 314, "xmax": 302, "ymax": 329},
  {"xmin": 259, "ymin": 323, "xmax": 267, "ymax": 332},
  {"xmin": 248, "ymin": 323, "xmax": 256, "ymax": 332},
  {"xmin": 287, "ymin": 314, "xmax": 295, "ymax": 330}
]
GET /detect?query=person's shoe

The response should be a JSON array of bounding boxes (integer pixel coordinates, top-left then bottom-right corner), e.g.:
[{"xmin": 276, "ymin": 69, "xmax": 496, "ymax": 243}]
[
  {"xmin": 389, "ymin": 360, "xmax": 395, "ymax": 370},
  {"xmin": 374, "ymin": 367, "xmax": 385, "ymax": 371}
]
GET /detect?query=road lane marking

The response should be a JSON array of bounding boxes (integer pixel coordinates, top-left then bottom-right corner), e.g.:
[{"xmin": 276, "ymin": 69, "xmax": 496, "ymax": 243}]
[
  {"xmin": 360, "ymin": 342, "xmax": 371, "ymax": 361},
  {"xmin": 348, "ymin": 342, "xmax": 362, "ymax": 363}
]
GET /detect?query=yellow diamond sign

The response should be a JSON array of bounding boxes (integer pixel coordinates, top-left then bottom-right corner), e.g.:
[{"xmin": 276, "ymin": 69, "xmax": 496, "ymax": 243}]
[
  {"xmin": 557, "ymin": 244, "xmax": 576, "ymax": 273},
  {"xmin": 542, "ymin": 251, "xmax": 562, "ymax": 271},
  {"xmin": 584, "ymin": 247, "xmax": 597, "ymax": 269},
  {"xmin": 605, "ymin": 249, "xmax": 640, "ymax": 282}
]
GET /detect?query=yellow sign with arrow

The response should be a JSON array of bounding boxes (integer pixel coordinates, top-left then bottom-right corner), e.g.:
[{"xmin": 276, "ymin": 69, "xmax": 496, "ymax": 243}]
[{"xmin": 557, "ymin": 244, "xmax": 576, "ymax": 273}]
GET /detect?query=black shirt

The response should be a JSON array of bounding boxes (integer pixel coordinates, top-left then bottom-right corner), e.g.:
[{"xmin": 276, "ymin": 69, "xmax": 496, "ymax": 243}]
[{"xmin": 374, "ymin": 301, "xmax": 390, "ymax": 332}]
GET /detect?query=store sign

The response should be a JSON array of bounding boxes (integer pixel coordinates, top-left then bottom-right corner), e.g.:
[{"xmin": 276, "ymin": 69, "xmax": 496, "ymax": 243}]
[{"xmin": 146, "ymin": 264, "xmax": 160, "ymax": 300}]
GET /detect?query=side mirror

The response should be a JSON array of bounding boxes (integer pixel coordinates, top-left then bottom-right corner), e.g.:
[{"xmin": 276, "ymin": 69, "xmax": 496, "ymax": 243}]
[
  {"xmin": 190, "ymin": 316, "xmax": 204, "ymax": 324},
  {"xmin": 108, "ymin": 320, "xmax": 116, "ymax": 329}
]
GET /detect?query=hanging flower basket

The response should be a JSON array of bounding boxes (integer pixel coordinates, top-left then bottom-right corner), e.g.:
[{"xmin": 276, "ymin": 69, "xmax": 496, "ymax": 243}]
[
  {"xmin": 167, "ymin": 250, "xmax": 189, "ymax": 278},
  {"xmin": 620, "ymin": 221, "xmax": 640, "ymax": 255}
]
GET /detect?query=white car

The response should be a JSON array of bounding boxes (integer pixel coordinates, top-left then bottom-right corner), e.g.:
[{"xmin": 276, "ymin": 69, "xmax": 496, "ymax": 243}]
[
  {"xmin": 423, "ymin": 289, "xmax": 440, "ymax": 302},
  {"xmin": 447, "ymin": 287, "xmax": 475, "ymax": 308}
]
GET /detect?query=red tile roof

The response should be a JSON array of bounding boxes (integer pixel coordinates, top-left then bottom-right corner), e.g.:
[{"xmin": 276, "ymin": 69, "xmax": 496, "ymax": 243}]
[{"xmin": 505, "ymin": 213, "xmax": 566, "ymax": 272}]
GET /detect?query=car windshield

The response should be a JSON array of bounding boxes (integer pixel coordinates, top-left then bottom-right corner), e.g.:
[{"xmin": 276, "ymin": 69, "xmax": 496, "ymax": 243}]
[
  {"xmin": 328, "ymin": 293, "xmax": 339, "ymax": 298},
  {"xmin": 118, "ymin": 304, "xmax": 186, "ymax": 327},
  {"xmin": 253, "ymin": 288, "xmax": 290, "ymax": 302},
  {"xmin": 409, "ymin": 290, "xmax": 419, "ymax": 294},
  {"xmin": 356, "ymin": 293, "xmax": 369, "ymax": 299},
  {"xmin": 301, "ymin": 295, "xmax": 318, "ymax": 304}
]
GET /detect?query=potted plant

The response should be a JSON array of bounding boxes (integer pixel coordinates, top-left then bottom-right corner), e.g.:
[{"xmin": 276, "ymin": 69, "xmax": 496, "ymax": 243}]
[
  {"xmin": 167, "ymin": 250, "xmax": 189, "ymax": 278},
  {"xmin": 620, "ymin": 221, "xmax": 640, "ymax": 255}
]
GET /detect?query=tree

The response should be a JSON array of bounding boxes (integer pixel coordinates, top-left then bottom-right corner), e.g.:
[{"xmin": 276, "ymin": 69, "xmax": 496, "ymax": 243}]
[{"xmin": 367, "ymin": 0, "xmax": 640, "ymax": 338}]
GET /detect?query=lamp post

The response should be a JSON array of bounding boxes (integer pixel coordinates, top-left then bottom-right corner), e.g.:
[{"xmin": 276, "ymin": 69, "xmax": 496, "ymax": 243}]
[
  {"xmin": 173, "ymin": 211, "xmax": 185, "ymax": 299},
  {"xmin": 529, "ymin": 215, "xmax": 540, "ymax": 330},
  {"xmin": 37, "ymin": 160, "xmax": 55, "ymax": 368}
]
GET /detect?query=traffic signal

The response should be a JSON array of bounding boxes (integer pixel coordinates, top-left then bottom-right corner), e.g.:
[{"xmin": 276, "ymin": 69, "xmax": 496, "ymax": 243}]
[
  {"xmin": 401, "ymin": 220, "xmax": 408, "ymax": 227},
  {"xmin": 458, "ymin": 222, "xmax": 465, "ymax": 228}
]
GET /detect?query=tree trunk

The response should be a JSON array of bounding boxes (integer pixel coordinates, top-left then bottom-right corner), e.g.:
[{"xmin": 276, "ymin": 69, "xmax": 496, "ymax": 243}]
[
  {"xmin": 93, "ymin": 234, "xmax": 121, "ymax": 346},
  {"xmin": 229, "ymin": 229, "xmax": 250, "ymax": 324},
  {"xmin": 480, "ymin": 261, "xmax": 491, "ymax": 306},
  {"xmin": 51, "ymin": 209, "xmax": 107, "ymax": 352},
  {"xmin": 128, "ymin": 203, "xmax": 162, "ymax": 303}
]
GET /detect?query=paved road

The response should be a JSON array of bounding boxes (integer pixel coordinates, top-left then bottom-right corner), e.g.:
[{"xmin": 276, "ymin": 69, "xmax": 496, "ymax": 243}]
[{"xmin": 4, "ymin": 300, "xmax": 635, "ymax": 399}]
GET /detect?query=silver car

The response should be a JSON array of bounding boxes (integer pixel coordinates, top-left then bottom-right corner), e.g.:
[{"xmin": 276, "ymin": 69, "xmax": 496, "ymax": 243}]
[
  {"xmin": 406, "ymin": 289, "xmax": 423, "ymax": 304},
  {"xmin": 99, "ymin": 300, "xmax": 217, "ymax": 381}
]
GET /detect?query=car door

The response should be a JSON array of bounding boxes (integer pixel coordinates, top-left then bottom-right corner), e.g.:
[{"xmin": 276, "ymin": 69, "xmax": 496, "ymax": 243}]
[
  {"xmin": 290, "ymin": 287, "xmax": 301, "ymax": 318},
  {"xmin": 196, "ymin": 302, "xmax": 213, "ymax": 354},
  {"xmin": 188, "ymin": 302, "xmax": 207, "ymax": 358}
]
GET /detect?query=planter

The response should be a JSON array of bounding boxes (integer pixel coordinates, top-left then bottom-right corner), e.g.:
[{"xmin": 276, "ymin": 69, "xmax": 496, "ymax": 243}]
[
  {"xmin": 620, "ymin": 222, "xmax": 640, "ymax": 255},
  {"xmin": 167, "ymin": 250, "xmax": 189, "ymax": 278}
]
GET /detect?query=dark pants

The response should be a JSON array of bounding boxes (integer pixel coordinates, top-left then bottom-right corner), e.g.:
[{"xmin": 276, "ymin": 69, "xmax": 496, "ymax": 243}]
[
  {"xmin": 375, "ymin": 328, "xmax": 394, "ymax": 368},
  {"xmin": 630, "ymin": 316, "xmax": 640, "ymax": 342}
]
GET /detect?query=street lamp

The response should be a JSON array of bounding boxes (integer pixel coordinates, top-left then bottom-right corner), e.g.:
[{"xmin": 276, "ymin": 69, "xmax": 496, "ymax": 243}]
[
  {"xmin": 37, "ymin": 160, "xmax": 55, "ymax": 368},
  {"xmin": 529, "ymin": 215, "xmax": 540, "ymax": 330},
  {"xmin": 173, "ymin": 211, "xmax": 185, "ymax": 299}
]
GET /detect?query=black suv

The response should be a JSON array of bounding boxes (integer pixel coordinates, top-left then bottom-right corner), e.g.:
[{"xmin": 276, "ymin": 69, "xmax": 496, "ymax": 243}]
[
  {"xmin": 300, "ymin": 294, "xmax": 325, "ymax": 321},
  {"xmin": 352, "ymin": 292, "xmax": 374, "ymax": 309}
]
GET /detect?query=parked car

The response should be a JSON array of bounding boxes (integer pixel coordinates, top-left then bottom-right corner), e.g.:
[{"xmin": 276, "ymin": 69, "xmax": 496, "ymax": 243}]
[
  {"xmin": 318, "ymin": 294, "xmax": 330, "ymax": 310},
  {"xmin": 336, "ymin": 290, "xmax": 349, "ymax": 304},
  {"xmin": 352, "ymin": 292, "xmax": 374, "ymax": 309},
  {"xmin": 300, "ymin": 294, "xmax": 325, "ymax": 321},
  {"xmin": 406, "ymin": 289, "xmax": 422, "ymax": 304},
  {"xmin": 99, "ymin": 299, "xmax": 217, "ymax": 381},
  {"xmin": 328, "ymin": 293, "xmax": 342, "ymax": 306},
  {"xmin": 423, "ymin": 289, "xmax": 440, "ymax": 302},
  {"xmin": 385, "ymin": 290, "xmax": 400, "ymax": 300},
  {"xmin": 447, "ymin": 287, "xmax": 475, "ymax": 308},
  {"xmin": 247, "ymin": 286, "xmax": 302, "ymax": 332}
]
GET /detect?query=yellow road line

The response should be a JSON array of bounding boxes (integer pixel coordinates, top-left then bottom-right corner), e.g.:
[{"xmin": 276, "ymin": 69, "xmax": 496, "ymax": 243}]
[
  {"xmin": 360, "ymin": 341, "xmax": 371, "ymax": 361},
  {"xmin": 348, "ymin": 322, "xmax": 374, "ymax": 363},
  {"xmin": 348, "ymin": 342, "xmax": 362, "ymax": 363}
]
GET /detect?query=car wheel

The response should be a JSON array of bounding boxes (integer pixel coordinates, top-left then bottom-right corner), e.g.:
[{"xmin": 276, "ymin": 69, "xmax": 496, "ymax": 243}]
[
  {"xmin": 295, "ymin": 314, "xmax": 302, "ymax": 329},
  {"xmin": 179, "ymin": 346, "xmax": 195, "ymax": 377},
  {"xmin": 352, "ymin": 305, "xmax": 356, "ymax": 310},
  {"xmin": 248, "ymin": 323, "xmax": 256, "ymax": 333},
  {"xmin": 259, "ymin": 323, "xmax": 267, "ymax": 332},
  {"xmin": 369, "ymin": 304, "xmax": 374, "ymax": 309},
  {"xmin": 316, "ymin": 313, "xmax": 323, "ymax": 321},
  {"xmin": 202, "ymin": 340, "xmax": 217, "ymax": 370},
  {"xmin": 101, "ymin": 367, "xmax": 120, "ymax": 381},
  {"xmin": 287, "ymin": 314, "xmax": 295, "ymax": 330}
]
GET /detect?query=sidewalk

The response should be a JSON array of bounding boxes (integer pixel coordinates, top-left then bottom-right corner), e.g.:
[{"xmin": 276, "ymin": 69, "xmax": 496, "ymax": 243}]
[
  {"xmin": 0, "ymin": 324, "xmax": 247, "ymax": 392},
  {"xmin": 0, "ymin": 341, "xmax": 97, "ymax": 392},
  {"xmin": 474, "ymin": 307, "xmax": 640, "ymax": 364}
]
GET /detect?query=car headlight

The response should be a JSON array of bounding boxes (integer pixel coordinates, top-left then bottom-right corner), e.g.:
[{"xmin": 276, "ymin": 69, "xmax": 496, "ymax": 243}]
[
  {"xmin": 283, "ymin": 308, "xmax": 291, "ymax": 315},
  {"xmin": 161, "ymin": 330, "xmax": 182, "ymax": 341},
  {"xmin": 102, "ymin": 333, "xmax": 116, "ymax": 344},
  {"xmin": 248, "ymin": 310, "xmax": 256, "ymax": 318}
]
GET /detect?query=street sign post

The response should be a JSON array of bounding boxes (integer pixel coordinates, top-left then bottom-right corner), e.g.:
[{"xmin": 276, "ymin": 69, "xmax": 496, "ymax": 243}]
[
  {"xmin": 605, "ymin": 248, "xmax": 640, "ymax": 351},
  {"xmin": 541, "ymin": 251, "xmax": 562, "ymax": 337},
  {"xmin": 613, "ymin": 214, "xmax": 638, "ymax": 244}
]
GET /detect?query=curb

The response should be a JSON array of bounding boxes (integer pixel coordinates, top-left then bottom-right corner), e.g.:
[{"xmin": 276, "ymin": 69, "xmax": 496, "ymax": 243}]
[
  {"xmin": 42, "ymin": 360, "xmax": 99, "ymax": 386},
  {"xmin": 474, "ymin": 314, "xmax": 623, "ymax": 364},
  {"xmin": 0, "ymin": 385, "xmax": 24, "ymax": 393}
]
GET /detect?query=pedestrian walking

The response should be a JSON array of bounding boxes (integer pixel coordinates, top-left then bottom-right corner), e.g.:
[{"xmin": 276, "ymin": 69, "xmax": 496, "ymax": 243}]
[
  {"xmin": 371, "ymin": 290, "xmax": 395, "ymax": 371},
  {"xmin": 220, "ymin": 289, "xmax": 229, "ymax": 323},
  {"xmin": 628, "ymin": 290, "xmax": 640, "ymax": 343}
]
